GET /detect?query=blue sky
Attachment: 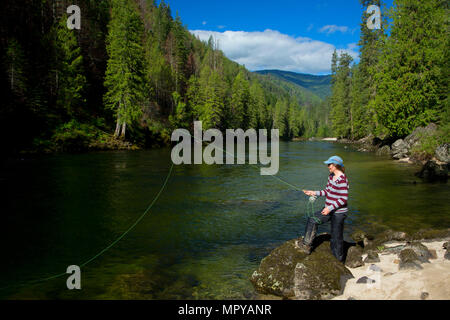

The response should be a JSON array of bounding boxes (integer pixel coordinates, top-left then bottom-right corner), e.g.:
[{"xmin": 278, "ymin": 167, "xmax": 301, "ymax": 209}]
[{"xmin": 162, "ymin": 0, "xmax": 394, "ymax": 75}]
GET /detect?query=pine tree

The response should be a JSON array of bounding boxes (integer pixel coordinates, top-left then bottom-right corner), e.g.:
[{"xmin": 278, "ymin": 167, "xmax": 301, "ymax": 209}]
[
  {"xmin": 4, "ymin": 38, "xmax": 27, "ymax": 98},
  {"xmin": 356, "ymin": 0, "xmax": 386, "ymax": 136},
  {"xmin": 53, "ymin": 15, "xmax": 87, "ymax": 120},
  {"xmin": 371, "ymin": 0, "xmax": 449, "ymax": 137},
  {"xmin": 192, "ymin": 65, "xmax": 226, "ymax": 130},
  {"xmin": 248, "ymin": 81, "xmax": 266, "ymax": 129},
  {"xmin": 104, "ymin": 0, "xmax": 147, "ymax": 138},
  {"xmin": 330, "ymin": 52, "xmax": 353, "ymax": 138},
  {"xmin": 229, "ymin": 71, "xmax": 250, "ymax": 128}
]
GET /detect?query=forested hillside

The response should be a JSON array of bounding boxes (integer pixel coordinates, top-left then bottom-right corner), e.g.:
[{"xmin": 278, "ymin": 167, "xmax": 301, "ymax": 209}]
[
  {"xmin": 329, "ymin": 0, "xmax": 449, "ymax": 147},
  {"xmin": 255, "ymin": 70, "xmax": 332, "ymax": 100},
  {"xmin": 1, "ymin": 0, "xmax": 332, "ymax": 154}
]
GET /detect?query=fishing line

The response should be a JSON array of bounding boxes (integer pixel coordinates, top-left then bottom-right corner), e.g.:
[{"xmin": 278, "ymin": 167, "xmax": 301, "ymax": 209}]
[
  {"xmin": 2, "ymin": 135, "xmax": 319, "ymax": 292},
  {"xmin": 190, "ymin": 135, "xmax": 321, "ymax": 223},
  {"xmin": 0, "ymin": 163, "xmax": 174, "ymax": 291}
]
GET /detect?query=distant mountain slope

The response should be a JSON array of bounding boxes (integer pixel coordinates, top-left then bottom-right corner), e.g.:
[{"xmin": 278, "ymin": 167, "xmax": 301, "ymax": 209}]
[
  {"xmin": 251, "ymin": 72, "xmax": 323, "ymax": 108},
  {"xmin": 255, "ymin": 70, "xmax": 332, "ymax": 100}
]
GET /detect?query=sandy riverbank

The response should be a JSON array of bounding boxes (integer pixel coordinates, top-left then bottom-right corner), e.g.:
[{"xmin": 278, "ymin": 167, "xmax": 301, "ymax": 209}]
[{"xmin": 333, "ymin": 240, "xmax": 450, "ymax": 300}]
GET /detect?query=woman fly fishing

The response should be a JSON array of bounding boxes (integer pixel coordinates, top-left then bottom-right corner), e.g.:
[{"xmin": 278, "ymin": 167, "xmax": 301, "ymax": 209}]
[{"xmin": 298, "ymin": 155, "xmax": 349, "ymax": 262}]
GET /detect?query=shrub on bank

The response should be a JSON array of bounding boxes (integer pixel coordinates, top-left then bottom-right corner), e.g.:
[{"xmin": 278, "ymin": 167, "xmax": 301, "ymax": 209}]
[{"xmin": 410, "ymin": 123, "xmax": 450, "ymax": 161}]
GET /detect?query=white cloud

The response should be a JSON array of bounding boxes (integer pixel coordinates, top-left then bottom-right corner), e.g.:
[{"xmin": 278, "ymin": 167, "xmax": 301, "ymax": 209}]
[
  {"xmin": 202, "ymin": 21, "xmax": 207, "ymax": 25},
  {"xmin": 319, "ymin": 25, "xmax": 349, "ymax": 35},
  {"xmin": 190, "ymin": 29, "xmax": 359, "ymax": 74},
  {"xmin": 217, "ymin": 25, "xmax": 226, "ymax": 29}
]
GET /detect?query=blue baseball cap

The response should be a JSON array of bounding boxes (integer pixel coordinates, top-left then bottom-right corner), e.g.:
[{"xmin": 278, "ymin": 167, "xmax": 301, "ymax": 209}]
[{"xmin": 324, "ymin": 156, "xmax": 344, "ymax": 167}]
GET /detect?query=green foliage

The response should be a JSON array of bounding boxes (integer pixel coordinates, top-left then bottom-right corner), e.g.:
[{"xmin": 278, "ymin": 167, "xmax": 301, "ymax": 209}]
[
  {"xmin": 4, "ymin": 38, "xmax": 27, "ymax": 97},
  {"xmin": 229, "ymin": 71, "xmax": 251, "ymax": 128},
  {"xmin": 53, "ymin": 15, "xmax": 87, "ymax": 119},
  {"xmin": 410, "ymin": 123, "xmax": 450, "ymax": 159},
  {"xmin": 51, "ymin": 119, "xmax": 107, "ymax": 152},
  {"xmin": 169, "ymin": 91, "xmax": 190, "ymax": 129},
  {"xmin": 330, "ymin": 52, "xmax": 353, "ymax": 138},
  {"xmin": 104, "ymin": 0, "xmax": 147, "ymax": 137},
  {"xmin": 330, "ymin": 0, "xmax": 449, "ymax": 140},
  {"xmin": 370, "ymin": 0, "xmax": 448, "ymax": 137}
]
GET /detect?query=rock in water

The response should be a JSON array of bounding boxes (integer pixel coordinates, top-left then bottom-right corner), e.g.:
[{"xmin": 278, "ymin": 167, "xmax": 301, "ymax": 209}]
[
  {"xmin": 250, "ymin": 236, "xmax": 353, "ymax": 300},
  {"xmin": 415, "ymin": 159, "xmax": 449, "ymax": 181},
  {"xmin": 399, "ymin": 249, "xmax": 423, "ymax": 270},
  {"xmin": 376, "ymin": 145, "xmax": 391, "ymax": 156},
  {"xmin": 345, "ymin": 246, "xmax": 364, "ymax": 268},
  {"xmin": 410, "ymin": 228, "xmax": 450, "ymax": 240},
  {"xmin": 391, "ymin": 139, "xmax": 409, "ymax": 159}
]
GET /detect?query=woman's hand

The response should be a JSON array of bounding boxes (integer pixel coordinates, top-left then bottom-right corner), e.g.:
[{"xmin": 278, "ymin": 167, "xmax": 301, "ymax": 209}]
[
  {"xmin": 321, "ymin": 207, "xmax": 330, "ymax": 216},
  {"xmin": 303, "ymin": 190, "xmax": 316, "ymax": 197}
]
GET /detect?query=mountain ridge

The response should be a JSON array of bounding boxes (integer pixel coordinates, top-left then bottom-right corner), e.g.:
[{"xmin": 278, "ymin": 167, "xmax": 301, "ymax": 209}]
[{"xmin": 255, "ymin": 69, "xmax": 332, "ymax": 100}]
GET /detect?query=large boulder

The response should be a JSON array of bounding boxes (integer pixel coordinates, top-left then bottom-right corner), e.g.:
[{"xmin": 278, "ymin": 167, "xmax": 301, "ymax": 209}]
[
  {"xmin": 391, "ymin": 139, "xmax": 409, "ymax": 159},
  {"xmin": 376, "ymin": 145, "xmax": 391, "ymax": 156},
  {"xmin": 250, "ymin": 235, "xmax": 353, "ymax": 300},
  {"xmin": 415, "ymin": 159, "xmax": 449, "ymax": 181},
  {"xmin": 435, "ymin": 144, "xmax": 450, "ymax": 163},
  {"xmin": 404, "ymin": 123, "xmax": 438, "ymax": 149}
]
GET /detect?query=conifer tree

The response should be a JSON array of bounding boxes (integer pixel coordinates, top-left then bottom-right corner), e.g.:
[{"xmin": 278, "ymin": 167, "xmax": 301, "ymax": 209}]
[
  {"xmin": 104, "ymin": 0, "xmax": 147, "ymax": 138},
  {"xmin": 4, "ymin": 38, "xmax": 27, "ymax": 97},
  {"xmin": 371, "ymin": 0, "xmax": 449, "ymax": 137},
  {"xmin": 53, "ymin": 15, "xmax": 87, "ymax": 119}
]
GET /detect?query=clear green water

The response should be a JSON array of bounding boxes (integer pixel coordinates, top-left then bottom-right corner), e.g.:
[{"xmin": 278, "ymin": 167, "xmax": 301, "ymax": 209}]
[{"xmin": 0, "ymin": 141, "xmax": 449, "ymax": 299}]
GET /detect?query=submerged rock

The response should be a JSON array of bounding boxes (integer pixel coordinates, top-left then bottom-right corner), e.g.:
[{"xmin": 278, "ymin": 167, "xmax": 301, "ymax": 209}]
[
  {"xmin": 250, "ymin": 234, "xmax": 353, "ymax": 300},
  {"xmin": 415, "ymin": 159, "xmax": 449, "ymax": 181},
  {"xmin": 409, "ymin": 228, "xmax": 450, "ymax": 241}
]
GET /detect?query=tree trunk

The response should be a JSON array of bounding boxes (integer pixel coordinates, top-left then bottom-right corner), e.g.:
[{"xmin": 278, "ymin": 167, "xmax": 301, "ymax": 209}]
[
  {"xmin": 10, "ymin": 64, "xmax": 14, "ymax": 90},
  {"xmin": 120, "ymin": 122, "xmax": 126, "ymax": 138},
  {"xmin": 114, "ymin": 118, "xmax": 121, "ymax": 137}
]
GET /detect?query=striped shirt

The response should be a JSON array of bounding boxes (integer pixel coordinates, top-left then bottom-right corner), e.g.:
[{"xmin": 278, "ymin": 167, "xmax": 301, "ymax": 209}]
[{"xmin": 315, "ymin": 173, "xmax": 349, "ymax": 214}]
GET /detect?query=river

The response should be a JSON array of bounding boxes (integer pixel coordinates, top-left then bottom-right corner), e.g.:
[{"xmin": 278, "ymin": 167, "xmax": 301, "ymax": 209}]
[{"xmin": 0, "ymin": 141, "xmax": 449, "ymax": 299}]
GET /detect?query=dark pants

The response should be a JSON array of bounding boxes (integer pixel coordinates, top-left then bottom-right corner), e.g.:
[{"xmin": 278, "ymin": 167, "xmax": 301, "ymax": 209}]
[{"xmin": 303, "ymin": 209, "xmax": 347, "ymax": 262}]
